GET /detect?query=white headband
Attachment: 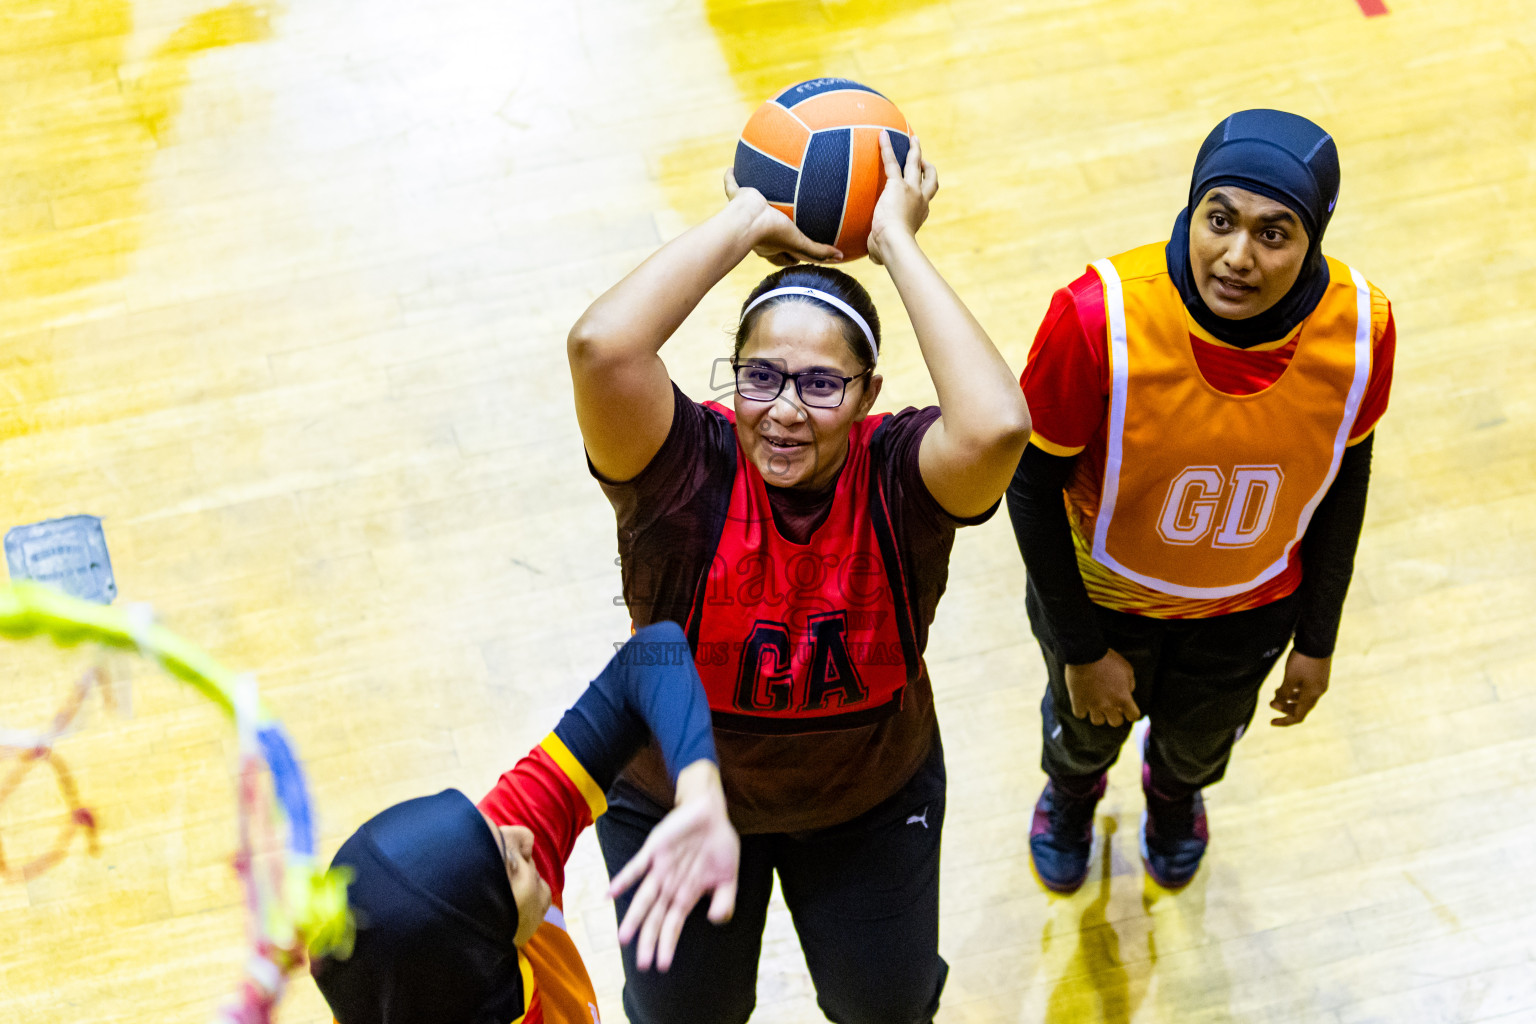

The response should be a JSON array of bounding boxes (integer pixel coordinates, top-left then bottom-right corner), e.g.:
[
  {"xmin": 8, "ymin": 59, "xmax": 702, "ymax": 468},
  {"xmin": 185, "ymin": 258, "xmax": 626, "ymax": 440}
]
[{"xmin": 741, "ymin": 286, "xmax": 878, "ymax": 361}]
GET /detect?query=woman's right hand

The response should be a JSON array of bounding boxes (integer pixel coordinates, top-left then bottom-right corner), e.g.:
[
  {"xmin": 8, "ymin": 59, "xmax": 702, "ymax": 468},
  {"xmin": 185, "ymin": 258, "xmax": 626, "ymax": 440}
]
[
  {"xmin": 1064, "ymin": 649, "xmax": 1141, "ymax": 727},
  {"xmin": 724, "ymin": 170, "xmax": 843, "ymax": 266},
  {"xmin": 607, "ymin": 761, "xmax": 739, "ymax": 972}
]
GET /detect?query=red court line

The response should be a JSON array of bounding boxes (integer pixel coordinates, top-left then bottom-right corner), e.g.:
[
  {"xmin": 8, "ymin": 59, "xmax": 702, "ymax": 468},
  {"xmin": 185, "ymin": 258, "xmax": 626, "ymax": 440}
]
[{"xmin": 1355, "ymin": 0, "xmax": 1389, "ymax": 15}]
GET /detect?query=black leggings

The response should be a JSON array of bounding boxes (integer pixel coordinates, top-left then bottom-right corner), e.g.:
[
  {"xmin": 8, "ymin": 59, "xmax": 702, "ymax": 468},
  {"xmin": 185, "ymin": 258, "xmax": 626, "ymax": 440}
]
[
  {"xmin": 1030, "ymin": 581, "xmax": 1301, "ymax": 797},
  {"xmin": 596, "ymin": 734, "xmax": 948, "ymax": 1024}
]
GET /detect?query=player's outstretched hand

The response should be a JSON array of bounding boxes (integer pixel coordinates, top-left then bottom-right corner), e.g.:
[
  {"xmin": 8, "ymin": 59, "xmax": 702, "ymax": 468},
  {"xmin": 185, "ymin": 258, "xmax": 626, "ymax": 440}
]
[
  {"xmin": 608, "ymin": 760, "xmax": 739, "ymax": 972},
  {"xmin": 1064, "ymin": 648, "xmax": 1141, "ymax": 728},
  {"xmin": 1270, "ymin": 650, "xmax": 1330, "ymax": 726},
  {"xmin": 867, "ymin": 131, "xmax": 937, "ymax": 267},
  {"xmin": 724, "ymin": 169, "xmax": 843, "ymax": 267}
]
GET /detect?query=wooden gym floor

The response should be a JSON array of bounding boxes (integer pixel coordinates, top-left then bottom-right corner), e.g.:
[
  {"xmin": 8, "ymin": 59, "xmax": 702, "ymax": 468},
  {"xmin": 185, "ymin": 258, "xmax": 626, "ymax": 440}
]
[{"xmin": 1, "ymin": 0, "xmax": 1533, "ymax": 1021}]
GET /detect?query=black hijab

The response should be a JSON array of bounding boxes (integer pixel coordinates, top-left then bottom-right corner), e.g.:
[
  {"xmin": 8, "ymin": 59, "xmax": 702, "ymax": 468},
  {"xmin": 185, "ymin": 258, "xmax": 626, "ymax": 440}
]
[
  {"xmin": 311, "ymin": 790, "xmax": 526, "ymax": 1024},
  {"xmin": 1166, "ymin": 109, "xmax": 1341, "ymax": 347}
]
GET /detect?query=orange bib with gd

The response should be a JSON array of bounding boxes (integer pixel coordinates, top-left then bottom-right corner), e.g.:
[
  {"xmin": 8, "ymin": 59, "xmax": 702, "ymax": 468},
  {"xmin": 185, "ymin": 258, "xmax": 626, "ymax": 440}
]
[{"xmin": 1078, "ymin": 243, "xmax": 1373, "ymax": 600}]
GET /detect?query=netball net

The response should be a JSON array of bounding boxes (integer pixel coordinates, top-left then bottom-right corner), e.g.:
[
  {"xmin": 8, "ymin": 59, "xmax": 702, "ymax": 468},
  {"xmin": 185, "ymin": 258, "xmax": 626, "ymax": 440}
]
[{"xmin": 0, "ymin": 581, "xmax": 351, "ymax": 1024}]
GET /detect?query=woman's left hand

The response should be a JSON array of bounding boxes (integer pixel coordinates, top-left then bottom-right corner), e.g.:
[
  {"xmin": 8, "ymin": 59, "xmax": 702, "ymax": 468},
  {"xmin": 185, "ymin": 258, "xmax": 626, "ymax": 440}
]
[
  {"xmin": 1269, "ymin": 650, "xmax": 1331, "ymax": 726},
  {"xmin": 867, "ymin": 131, "xmax": 938, "ymax": 266}
]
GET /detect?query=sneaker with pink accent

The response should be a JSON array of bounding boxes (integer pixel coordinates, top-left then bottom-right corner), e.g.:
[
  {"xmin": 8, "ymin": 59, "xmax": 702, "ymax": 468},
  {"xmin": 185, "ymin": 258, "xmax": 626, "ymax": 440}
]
[
  {"xmin": 1139, "ymin": 764, "xmax": 1208, "ymax": 888},
  {"xmin": 1028, "ymin": 775, "xmax": 1106, "ymax": 894}
]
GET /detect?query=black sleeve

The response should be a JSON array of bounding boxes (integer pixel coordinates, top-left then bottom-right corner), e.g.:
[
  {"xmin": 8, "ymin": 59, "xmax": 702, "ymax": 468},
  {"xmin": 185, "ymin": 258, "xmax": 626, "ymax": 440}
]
[
  {"xmin": 1293, "ymin": 434, "xmax": 1374, "ymax": 658},
  {"xmin": 551, "ymin": 621, "xmax": 718, "ymax": 792},
  {"xmin": 1005, "ymin": 444, "xmax": 1109, "ymax": 664}
]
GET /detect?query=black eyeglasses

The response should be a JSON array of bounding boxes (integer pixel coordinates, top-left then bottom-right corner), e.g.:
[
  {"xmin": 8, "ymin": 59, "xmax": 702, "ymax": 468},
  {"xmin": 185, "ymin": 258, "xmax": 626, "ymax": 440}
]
[{"xmin": 731, "ymin": 362, "xmax": 871, "ymax": 409}]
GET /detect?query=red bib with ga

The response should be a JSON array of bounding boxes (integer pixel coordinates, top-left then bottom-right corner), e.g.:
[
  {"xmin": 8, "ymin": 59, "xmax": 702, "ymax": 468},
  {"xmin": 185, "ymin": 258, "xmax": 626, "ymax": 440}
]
[
  {"xmin": 1079, "ymin": 243, "xmax": 1373, "ymax": 599},
  {"xmin": 689, "ymin": 406, "xmax": 915, "ymax": 734}
]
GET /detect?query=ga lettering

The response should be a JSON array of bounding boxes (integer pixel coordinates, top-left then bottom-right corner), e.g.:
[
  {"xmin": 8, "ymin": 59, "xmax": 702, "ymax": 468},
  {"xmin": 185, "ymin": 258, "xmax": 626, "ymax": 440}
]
[{"xmin": 734, "ymin": 613, "xmax": 868, "ymax": 713}]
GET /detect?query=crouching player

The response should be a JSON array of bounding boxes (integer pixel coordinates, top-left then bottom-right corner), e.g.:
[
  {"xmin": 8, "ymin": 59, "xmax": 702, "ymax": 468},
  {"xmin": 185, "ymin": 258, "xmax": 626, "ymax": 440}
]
[{"xmin": 310, "ymin": 621, "xmax": 739, "ymax": 1024}]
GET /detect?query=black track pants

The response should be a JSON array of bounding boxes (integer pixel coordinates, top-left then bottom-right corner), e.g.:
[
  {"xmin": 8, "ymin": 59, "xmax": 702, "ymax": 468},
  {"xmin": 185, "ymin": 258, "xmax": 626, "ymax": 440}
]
[
  {"xmin": 596, "ymin": 733, "xmax": 948, "ymax": 1024},
  {"xmin": 1029, "ymin": 581, "xmax": 1300, "ymax": 797}
]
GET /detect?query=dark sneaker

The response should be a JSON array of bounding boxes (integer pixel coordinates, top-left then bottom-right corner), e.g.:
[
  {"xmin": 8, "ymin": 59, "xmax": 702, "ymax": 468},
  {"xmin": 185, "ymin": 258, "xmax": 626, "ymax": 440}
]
[
  {"xmin": 1139, "ymin": 764, "xmax": 1209, "ymax": 889},
  {"xmin": 1029, "ymin": 775, "xmax": 1107, "ymax": 894}
]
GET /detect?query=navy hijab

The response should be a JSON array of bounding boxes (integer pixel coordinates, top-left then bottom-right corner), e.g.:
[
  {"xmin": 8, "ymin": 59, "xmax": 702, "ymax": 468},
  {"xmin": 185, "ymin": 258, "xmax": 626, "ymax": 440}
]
[
  {"xmin": 311, "ymin": 790, "xmax": 526, "ymax": 1024},
  {"xmin": 1166, "ymin": 109, "xmax": 1341, "ymax": 346}
]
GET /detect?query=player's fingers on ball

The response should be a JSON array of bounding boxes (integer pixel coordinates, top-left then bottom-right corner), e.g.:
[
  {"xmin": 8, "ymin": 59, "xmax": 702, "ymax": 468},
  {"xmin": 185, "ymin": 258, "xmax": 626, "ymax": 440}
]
[
  {"xmin": 724, "ymin": 168, "xmax": 739, "ymax": 197},
  {"xmin": 878, "ymin": 130, "xmax": 900, "ymax": 175},
  {"xmin": 800, "ymin": 240, "xmax": 841, "ymax": 263}
]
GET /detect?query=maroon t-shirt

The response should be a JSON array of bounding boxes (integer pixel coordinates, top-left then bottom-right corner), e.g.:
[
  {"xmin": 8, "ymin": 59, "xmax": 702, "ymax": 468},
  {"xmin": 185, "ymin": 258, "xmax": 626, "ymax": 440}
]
[{"xmin": 595, "ymin": 384, "xmax": 993, "ymax": 833}]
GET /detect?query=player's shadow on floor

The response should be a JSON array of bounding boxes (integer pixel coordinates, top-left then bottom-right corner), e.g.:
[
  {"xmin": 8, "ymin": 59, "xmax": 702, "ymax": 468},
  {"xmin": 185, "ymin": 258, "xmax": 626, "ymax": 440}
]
[
  {"xmin": 1038, "ymin": 813, "xmax": 1235, "ymax": 1022},
  {"xmin": 1039, "ymin": 817, "xmax": 1153, "ymax": 1023}
]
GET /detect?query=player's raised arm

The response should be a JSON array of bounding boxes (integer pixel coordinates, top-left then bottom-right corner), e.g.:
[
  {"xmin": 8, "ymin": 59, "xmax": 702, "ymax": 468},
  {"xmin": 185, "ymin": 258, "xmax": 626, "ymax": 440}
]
[
  {"xmin": 567, "ymin": 192, "xmax": 840, "ymax": 483},
  {"xmin": 866, "ymin": 132, "xmax": 1032, "ymax": 519},
  {"xmin": 549, "ymin": 622, "xmax": 739, "ymax": 971},
  {"xmin": 549, "ymin": 621, "xmax": 718, "ymax": 790}
]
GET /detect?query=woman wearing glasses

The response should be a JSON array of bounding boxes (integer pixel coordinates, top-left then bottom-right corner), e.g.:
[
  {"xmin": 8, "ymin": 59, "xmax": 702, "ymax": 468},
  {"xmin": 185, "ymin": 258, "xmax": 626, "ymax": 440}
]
[{"xmin": 566, "ymin": 133, "xmax": 1029, "ymax": 1024}]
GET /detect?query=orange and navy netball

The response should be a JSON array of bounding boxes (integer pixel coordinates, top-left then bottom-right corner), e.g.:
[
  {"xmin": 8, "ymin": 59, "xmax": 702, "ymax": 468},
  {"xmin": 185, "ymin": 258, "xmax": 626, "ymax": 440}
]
[{"xmin": 733, "ymin": 78, "xmax": 912, "ymax": 262}]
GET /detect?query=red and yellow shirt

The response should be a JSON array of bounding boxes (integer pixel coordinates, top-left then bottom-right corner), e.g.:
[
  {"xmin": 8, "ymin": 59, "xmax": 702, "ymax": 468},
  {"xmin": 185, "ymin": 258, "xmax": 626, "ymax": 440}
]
[
  {"xmin": 475, "ymin": 736, "xmax": 608, "ymax": 1024},
  {"xmin": 1020, "ymin": 244, "xmax": 1395, "ymax": 617}
]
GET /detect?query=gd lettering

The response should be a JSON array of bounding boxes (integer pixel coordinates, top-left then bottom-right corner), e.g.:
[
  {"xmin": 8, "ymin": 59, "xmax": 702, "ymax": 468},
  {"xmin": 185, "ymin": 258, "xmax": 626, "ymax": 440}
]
[{"xmin": 1157, "ymin": 465, "xmax": 1284, "ymax": 549}]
